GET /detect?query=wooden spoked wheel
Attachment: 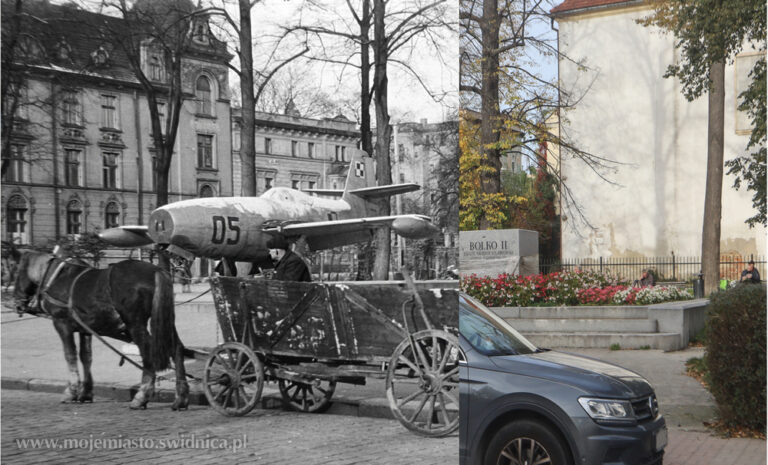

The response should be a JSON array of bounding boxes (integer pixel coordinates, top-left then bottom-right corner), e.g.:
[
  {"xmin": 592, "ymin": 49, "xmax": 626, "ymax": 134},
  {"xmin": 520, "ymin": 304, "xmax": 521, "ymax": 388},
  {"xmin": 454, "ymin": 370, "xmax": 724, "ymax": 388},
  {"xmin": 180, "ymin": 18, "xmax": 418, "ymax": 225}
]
[
  {"xmin": 203, "ymin": 342, "xmax": 264, "ymax": 417},
  {"xmin": 277, "ymin": 378, "xmax": 337, "ymax": 413},
  {"xmin": 386, "ymin": 329, "xmax": 461, "ymax": 437}
]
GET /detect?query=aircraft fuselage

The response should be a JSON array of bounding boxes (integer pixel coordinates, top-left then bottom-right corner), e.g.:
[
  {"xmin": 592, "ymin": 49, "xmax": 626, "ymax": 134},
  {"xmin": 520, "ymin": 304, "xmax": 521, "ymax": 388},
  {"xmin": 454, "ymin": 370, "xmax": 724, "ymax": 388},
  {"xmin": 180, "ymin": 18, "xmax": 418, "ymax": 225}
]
[{"xmin": 149, "ymin": 188, "xmax": 351, "ymax": 261}]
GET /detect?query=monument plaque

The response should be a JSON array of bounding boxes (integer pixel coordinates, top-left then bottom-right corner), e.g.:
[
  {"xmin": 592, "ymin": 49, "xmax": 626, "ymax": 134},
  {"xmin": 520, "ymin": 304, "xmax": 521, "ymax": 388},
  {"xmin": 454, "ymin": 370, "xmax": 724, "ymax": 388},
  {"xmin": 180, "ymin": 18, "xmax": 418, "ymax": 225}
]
[{"xmin": 459, "ymin": 229, "xmax": 539, "ymax": 277}]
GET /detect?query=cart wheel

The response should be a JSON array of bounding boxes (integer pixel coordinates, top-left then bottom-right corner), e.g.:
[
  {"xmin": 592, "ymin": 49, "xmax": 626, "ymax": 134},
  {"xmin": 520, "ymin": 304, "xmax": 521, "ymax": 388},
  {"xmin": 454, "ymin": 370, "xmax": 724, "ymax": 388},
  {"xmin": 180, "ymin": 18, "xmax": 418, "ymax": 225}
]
[
  {"xmin": 277, "ymin": 378, "xmax": 337, "ymax": 413},
  {"xmin": 203, "ymin": 342, "xmax": 264, "ymax": 417},
  {"xmin": 386, "ymin": 329, "xmax": 462, "ymax": 437}
]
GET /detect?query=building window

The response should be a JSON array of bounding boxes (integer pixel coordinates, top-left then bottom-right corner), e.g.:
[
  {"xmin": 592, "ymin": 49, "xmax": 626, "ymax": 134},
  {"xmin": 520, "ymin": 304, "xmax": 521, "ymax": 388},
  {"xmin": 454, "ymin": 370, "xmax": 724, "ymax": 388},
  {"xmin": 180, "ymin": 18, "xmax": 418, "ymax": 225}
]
[
  {"xmin": 4, "ymin": 82, "xmax": 28, "ymax": 120},
  {"xmin": 264, "ymin": 137, "xmax": 272, "ymax": 154},
  {"xmin": 342, "ymin": 146, "xmax": 347, "ymax": 162},
  {"xmin": 66, "ymin": 200, "xmax": 82, "ymax": 236},
  {"xmin": 149, "ymin": 55, "xmax": 164, "ymax": 81},
  {"xmin": 291, "ymin": 180, "xmax": 300, "ymax": 190},
  {"xmin": 18, "ymin": 35, "xmax": 44, "ymax": 60},
  {"xmin": 308, "ymin": 181, "xmax": 316, "ymax": 190},
  {"xmin": 6, "ymin": 195, "xmax": 28, "ymax": 245},
  {"xmin": 232, "ymin": 126, "xmax": 241, "ymax": 151},
  {"xmin": 91, "ymin": 46, "xmax": 109, "ymax": 65},
  {"xmin": 101, "ymin": 94, "xmax": 118, "ymax": 129},
  {"xmin": 200, "ymin": 184, "xmax": 214, "ymax": 197},
  {"xmin": 291, "ymin": 140, "xmax": 298, "ymax": 157},
  {"xmin": 195, "ymin": 75, "xmax": 212, "ymax": 115},
  {"xmin": 335, "ymin": 145, "xmax": 341, "ymax": 161},
  {"xmin": 3, "ymin": 144, "xmax": 26, "ymax": 182},
  {"xmin": 65, "ymin": 149, "xmax": 82, "ymax": 186},
  {"xmin": 156, "ymin": 102, "xmax": 166, "ymax": 136},
  {"xmin": 105, "ymin": 202, "xmax": 120, "ymax": 228},
  {"xmin": 197, "ymin": 134, "xmax": 214, "ymax": 168},
  {"xmin": 308, "ymin": 142, "xmax": 314, "ymax": 159},
  {"xmin": 103, "ymin": 152, "xmax": 119, "ymax": 189},
  {"xmin": 61, "ymin": 90, "xmax": 81, "ymax": 126},
  {"xmin": 264, "ymin": 177, "xmax": 273, "ymax": 189}
]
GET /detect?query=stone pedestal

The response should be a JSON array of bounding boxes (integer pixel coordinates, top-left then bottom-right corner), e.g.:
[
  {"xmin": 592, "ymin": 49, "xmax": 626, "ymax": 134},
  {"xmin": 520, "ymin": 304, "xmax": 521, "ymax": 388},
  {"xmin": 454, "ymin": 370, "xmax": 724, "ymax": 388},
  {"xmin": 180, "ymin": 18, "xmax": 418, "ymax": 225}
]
[{"xmin": 459, "ymin": 229, "xmax": 539, "ymax": 277}]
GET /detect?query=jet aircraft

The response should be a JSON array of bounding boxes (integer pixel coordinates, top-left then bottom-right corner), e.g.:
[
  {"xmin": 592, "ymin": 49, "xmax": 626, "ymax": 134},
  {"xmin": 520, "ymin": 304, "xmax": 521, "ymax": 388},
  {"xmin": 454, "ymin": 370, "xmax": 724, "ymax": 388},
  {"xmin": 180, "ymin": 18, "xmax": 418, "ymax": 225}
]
[{"xmin": 99, "ymin": 150, "xmax": 439, "ymax": 263}]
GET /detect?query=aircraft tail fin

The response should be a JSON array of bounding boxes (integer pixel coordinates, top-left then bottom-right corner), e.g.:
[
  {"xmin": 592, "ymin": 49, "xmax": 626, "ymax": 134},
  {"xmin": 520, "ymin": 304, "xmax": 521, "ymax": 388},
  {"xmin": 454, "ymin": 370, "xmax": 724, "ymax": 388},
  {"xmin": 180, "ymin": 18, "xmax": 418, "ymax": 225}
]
[{"xmin": 341, "ymin": 150, "xmax": 421, "ymax": 218}]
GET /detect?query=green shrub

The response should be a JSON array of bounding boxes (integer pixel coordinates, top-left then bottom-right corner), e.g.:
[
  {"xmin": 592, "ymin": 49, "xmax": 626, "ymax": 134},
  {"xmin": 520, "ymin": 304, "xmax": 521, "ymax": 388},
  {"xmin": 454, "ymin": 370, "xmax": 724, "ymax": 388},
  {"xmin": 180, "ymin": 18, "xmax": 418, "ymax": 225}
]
[
  {"xmin": 705, "ymin": 283, "xmax": 766, "ymax": 432},
  {"xmin": 609, "ymin": 343, "xmax": 621, "ymax": 351}
]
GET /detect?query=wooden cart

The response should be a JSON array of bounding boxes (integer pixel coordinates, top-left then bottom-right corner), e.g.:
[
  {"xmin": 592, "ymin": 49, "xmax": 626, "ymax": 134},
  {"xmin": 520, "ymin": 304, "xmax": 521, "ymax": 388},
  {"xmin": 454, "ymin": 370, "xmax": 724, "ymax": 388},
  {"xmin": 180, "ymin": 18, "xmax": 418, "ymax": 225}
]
[{"xmin": 203, "ymin": 276, "xmax": 460, "ymax": 437}]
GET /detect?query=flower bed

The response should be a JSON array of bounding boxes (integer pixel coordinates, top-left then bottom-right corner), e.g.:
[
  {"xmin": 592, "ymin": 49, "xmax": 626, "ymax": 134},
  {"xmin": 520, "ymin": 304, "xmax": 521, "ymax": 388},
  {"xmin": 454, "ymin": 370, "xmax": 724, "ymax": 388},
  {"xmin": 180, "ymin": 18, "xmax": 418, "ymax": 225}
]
[{"xmin": 460, "ymin": 270, "xmax": 693, "ymax": 307}]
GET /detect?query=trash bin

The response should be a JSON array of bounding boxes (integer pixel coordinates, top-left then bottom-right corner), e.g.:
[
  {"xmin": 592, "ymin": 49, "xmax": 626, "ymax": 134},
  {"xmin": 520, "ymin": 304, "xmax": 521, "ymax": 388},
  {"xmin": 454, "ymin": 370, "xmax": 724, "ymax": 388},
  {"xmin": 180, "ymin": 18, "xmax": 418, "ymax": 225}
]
[{"xmin": 693, "ymin": 272, "xmax": 704, "ymax": 298}]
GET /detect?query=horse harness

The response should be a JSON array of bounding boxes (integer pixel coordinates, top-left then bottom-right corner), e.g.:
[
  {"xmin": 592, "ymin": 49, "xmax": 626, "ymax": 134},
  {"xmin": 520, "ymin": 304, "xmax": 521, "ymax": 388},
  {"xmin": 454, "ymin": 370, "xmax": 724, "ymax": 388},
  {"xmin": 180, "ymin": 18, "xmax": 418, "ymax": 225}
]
[{"xmin": 31, "ymin": 258, "xmax": 99, "ymax": 316}]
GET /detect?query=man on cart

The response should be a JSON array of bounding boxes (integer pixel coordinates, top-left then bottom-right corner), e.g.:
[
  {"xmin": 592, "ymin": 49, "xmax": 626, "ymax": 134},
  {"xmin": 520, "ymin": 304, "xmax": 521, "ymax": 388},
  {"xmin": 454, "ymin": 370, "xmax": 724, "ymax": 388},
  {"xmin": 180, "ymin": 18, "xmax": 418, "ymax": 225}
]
[{"xmin": 266, "ymin": 234, "xmax": 312, "ymax": 282}]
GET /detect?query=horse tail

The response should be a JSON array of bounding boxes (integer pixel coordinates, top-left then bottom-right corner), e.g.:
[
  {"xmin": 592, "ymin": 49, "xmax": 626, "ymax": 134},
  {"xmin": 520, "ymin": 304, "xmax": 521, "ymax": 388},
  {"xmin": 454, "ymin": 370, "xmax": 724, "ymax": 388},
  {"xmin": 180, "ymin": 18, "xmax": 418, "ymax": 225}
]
[{"xmin": 150, "ymin": 270, "xmax": 174, "ymax": 371}]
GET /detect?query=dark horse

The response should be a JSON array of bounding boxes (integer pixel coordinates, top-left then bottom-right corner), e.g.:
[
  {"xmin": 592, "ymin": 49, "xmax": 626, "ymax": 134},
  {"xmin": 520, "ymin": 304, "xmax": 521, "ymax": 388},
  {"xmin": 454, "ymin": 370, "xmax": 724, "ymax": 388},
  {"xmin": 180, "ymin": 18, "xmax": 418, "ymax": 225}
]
[{"xmin": 12, "ymin": 249, "xmax": 189, "ymax": 410}]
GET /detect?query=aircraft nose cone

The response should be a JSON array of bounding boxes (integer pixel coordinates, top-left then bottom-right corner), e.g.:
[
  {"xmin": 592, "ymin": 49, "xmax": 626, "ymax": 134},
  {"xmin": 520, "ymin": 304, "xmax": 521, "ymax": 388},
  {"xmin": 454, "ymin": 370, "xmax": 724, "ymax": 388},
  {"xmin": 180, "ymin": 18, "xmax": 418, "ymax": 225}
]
[{"xmin": 148, "ymin": 209, "xmax": 174, "ymax": 244}]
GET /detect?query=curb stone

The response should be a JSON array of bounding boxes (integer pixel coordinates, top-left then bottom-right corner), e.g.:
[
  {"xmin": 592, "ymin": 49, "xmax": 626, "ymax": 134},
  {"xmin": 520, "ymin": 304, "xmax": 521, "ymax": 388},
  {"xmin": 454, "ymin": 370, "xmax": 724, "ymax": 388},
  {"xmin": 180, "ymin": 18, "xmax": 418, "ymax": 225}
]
[{"xmin": 1, "ymin": 376, "xmax": 396, "ymax": 420}]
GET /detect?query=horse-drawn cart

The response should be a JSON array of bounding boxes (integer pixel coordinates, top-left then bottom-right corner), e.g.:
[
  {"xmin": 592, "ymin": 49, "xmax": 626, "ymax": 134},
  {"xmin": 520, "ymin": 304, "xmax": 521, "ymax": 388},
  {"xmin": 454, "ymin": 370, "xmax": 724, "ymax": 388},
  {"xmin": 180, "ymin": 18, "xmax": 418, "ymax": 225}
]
[{"xmin": 203, "ymin": 276, "xmax": 460, "ymax": 437}]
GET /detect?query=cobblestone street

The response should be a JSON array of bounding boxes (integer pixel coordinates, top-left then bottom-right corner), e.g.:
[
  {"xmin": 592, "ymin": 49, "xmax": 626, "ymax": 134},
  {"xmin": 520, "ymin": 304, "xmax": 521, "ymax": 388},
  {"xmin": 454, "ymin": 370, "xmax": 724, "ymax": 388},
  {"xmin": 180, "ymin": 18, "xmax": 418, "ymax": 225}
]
[{"xmin": 1, "ymin": 390, "xmax": 457, "ymax": 464}]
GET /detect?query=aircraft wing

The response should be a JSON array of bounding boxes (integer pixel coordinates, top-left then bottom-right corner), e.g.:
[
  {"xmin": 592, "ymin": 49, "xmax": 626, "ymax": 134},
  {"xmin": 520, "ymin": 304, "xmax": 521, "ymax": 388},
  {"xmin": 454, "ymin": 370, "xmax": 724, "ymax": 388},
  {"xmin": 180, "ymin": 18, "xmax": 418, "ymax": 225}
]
[
  {"xmin": 349, "ymin": 183, "xmax": 420, "ymax": 198},
  {"xmin": 263, "ymin": 214, "xmax": 440, "ymax": 251}
]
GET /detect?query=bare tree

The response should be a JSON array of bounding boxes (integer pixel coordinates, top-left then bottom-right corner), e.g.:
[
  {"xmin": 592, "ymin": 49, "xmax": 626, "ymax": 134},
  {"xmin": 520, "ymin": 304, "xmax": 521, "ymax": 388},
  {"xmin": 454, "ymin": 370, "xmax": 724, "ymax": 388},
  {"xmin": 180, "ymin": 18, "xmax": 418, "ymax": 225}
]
[{"xmin": 206, "ymin": 0, "xmax": 308, "ymax": 196}]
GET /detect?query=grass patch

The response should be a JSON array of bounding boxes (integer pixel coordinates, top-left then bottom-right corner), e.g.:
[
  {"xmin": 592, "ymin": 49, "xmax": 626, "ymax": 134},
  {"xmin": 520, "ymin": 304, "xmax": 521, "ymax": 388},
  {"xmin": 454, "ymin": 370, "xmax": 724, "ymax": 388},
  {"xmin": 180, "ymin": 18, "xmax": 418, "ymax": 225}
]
[
  {"xmin": 638, "ymin": 345, "xmax": 651, "ymax": 350},
  {"xmin": 609, "ymin": 343, "xmax": 621, "ymax": 351}
]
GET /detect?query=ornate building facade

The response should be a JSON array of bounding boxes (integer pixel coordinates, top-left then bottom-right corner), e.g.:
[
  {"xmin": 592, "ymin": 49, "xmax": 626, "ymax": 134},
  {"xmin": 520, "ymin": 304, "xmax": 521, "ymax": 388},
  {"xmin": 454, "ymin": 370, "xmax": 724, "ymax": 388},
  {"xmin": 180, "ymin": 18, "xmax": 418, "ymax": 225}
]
[
  {"xmin": 1, "ymin": 1, "xmax": 233, "ymax": 249},
  {"xmin": 231, "ymin": 107, "xmax": 360, "ymax": 196}
]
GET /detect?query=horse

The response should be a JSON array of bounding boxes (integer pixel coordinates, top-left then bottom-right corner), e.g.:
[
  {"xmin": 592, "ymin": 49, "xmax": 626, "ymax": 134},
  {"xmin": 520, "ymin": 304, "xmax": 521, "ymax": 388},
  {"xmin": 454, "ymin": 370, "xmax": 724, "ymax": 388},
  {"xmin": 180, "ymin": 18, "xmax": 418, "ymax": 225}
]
[{"xmin": 12, "ymin": 249, "xmax": 189, "ymax": 410}]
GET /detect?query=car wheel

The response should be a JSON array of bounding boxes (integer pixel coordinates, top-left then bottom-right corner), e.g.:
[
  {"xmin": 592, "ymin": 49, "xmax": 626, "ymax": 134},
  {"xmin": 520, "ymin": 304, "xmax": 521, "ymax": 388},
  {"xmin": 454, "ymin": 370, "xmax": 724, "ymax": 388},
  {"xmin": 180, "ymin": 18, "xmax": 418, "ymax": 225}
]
[{"xmin": 484, "ymin": 419, "xmax": 572, "ymax": 465}]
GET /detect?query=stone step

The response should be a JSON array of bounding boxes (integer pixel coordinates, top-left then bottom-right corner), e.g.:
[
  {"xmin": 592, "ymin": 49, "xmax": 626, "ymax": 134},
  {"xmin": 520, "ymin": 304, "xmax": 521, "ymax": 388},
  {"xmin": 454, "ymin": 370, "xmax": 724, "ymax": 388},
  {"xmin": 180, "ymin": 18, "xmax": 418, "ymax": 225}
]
[
  {"xmin": 493, "ymin": 306, "xmax": 650, "ymax": 320},
  {"xmin": 522, "ymin": 332, "xmax": 681, "ymax": 351},
  {"xmin": 510, "ymin": 318, "xmax": 658, "ymax": 333}
]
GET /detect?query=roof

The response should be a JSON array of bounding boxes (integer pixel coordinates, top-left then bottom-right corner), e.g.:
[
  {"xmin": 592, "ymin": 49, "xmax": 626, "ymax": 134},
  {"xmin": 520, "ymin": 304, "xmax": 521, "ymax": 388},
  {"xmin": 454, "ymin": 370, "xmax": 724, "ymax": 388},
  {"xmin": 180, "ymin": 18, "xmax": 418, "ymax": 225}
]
[
  {"xmin": 550, "ymin": 0, "xmax": 634, "ymax": 15},
  {"xmin": 2, "ymin": 0, "xmax": 231, "ymax": 84}
]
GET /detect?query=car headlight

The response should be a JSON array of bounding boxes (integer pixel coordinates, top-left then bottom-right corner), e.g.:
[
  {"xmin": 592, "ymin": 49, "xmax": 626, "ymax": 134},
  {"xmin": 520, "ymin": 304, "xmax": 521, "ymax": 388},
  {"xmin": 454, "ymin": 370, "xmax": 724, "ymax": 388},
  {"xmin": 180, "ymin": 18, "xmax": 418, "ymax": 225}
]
[{"xmin": 578, "ymin": 397, "xmax": 635, "ymax": 423}]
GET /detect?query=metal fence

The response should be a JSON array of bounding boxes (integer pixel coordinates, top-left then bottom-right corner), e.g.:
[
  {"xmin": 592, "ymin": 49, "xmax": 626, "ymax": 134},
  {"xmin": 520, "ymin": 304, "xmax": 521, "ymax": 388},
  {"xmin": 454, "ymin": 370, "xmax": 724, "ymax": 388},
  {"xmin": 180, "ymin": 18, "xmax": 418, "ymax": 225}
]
[{"xmin": 540, "ymin": 254, "xmax": 766, "ymax": 283}]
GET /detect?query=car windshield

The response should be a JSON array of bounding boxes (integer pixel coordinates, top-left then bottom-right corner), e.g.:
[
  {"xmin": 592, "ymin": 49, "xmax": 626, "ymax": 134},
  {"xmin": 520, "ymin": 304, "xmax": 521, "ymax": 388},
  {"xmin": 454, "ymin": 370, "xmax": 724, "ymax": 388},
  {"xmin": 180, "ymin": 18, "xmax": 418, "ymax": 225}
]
[{"xmin": 459, "ymin": 293, "xmax": 538, "ymax": 356}]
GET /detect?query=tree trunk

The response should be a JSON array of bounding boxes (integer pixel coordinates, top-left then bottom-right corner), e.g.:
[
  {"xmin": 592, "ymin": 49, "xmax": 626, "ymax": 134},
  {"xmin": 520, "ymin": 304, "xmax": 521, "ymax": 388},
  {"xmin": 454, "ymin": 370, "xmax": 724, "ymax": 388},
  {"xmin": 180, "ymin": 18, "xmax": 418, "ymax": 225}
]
[
  {"xmin": 372, "ymin": 0, "xmax": 392, "ymax": 280},
  {"xmin": 701, "ymin": 60, "xmax": 725, "ymax": 295},
  {"xmin": 239, "ymin": 0, "xmax": 256, "ymax": 196},
  {"xmin": 360, "ymin": 0, "xmax": 373, "ymax": 157},
  {"xmin": 355, "ymin": 0, "xmax": 374, "ymax": 280},
  {"xmin": 479, "ymin": 0, "xmax": 501, "ymax": 229}
]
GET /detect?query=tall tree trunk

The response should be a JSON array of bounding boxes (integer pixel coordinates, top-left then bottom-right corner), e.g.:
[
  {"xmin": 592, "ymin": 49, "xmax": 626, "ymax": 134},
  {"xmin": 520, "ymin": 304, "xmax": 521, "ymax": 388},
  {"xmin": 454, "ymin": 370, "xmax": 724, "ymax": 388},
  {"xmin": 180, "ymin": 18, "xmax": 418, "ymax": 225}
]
[
  {"xmin": 239, "ymin": 0, "xmax": 256, "ymax": 196},
  {"xmin": 479, "ymin": 0, "xmax": 501, "ymax": 229},
  {"xmin": 360, "ymin": 0, "xmax": 373, "ymax": 157},
  {"xmin": 372, "ymin": 0, "xmax": 392, "ymax": 280},
  {"xmin": 701, "ymin": 60, "xmax": 725, "ymax": 295},
  {"xmin": 355, "ymin": 0, "xmax": 374, "ymax": 280}
]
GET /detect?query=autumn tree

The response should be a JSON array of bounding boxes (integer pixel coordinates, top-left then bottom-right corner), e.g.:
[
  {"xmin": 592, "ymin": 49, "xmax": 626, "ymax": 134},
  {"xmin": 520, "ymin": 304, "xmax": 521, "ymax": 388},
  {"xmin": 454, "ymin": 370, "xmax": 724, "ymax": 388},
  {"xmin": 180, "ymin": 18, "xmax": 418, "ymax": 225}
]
[
  {"xmin": 460, "ymin": 0, "xmax": 620, "ymax": 232},
  {"xmin": 641, "ymin": 0, "xmax": 766, "ymax": 294}
]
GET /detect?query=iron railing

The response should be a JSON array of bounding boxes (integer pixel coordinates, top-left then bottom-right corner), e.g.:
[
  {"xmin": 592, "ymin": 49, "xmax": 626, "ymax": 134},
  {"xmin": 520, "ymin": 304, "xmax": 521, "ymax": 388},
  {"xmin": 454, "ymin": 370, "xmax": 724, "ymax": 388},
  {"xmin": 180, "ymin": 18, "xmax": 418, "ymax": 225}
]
[{"xmin": 540, "ymin": 254, "xmax": 766, "ymax": 283}]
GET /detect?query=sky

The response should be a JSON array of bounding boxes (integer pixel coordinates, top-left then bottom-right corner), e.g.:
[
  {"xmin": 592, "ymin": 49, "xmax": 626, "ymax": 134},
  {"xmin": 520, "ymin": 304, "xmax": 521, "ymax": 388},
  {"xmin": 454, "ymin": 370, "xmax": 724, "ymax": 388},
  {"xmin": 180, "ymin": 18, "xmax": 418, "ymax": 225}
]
[{"xmin": 231, "ymin": 0, "xmax": 459, "ymax": 124}]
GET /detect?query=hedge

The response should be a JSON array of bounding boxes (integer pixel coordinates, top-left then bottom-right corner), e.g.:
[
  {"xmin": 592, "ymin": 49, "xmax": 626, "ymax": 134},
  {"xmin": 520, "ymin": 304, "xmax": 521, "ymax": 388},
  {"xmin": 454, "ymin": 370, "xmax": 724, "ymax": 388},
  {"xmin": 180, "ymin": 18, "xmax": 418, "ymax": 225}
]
[{"xmin": 705, "ymin": 283, "xmax": 766, "ymax": 432}]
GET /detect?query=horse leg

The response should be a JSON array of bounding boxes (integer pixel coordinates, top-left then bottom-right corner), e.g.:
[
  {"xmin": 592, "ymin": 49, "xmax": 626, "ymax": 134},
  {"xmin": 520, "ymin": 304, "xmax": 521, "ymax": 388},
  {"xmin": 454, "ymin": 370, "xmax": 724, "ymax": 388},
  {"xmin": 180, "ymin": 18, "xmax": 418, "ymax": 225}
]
[
  {"xmin": 54, "ymin": 321, "xmax": 81, "ymax": 403},
  {"xmin": 171, "ymin": 330, "xmax": 189, "ymax": 411},
  {"xmin": 78, "ymin": 333, "xmax": 94, "ymax": 403},
  {"xmin": 129, "ymin": 329, "xmax": 155, "ymax": 410}
]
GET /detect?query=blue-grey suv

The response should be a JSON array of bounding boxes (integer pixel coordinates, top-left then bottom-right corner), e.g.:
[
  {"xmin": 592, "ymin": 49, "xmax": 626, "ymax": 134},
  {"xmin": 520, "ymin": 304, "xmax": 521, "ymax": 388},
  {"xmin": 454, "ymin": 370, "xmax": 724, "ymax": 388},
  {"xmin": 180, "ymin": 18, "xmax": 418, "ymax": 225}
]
[{"xmin": 459, "ymin": 293, "xmax": 667, "ymax": 465}]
